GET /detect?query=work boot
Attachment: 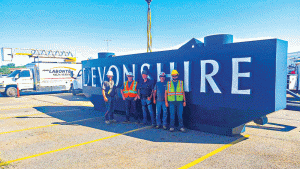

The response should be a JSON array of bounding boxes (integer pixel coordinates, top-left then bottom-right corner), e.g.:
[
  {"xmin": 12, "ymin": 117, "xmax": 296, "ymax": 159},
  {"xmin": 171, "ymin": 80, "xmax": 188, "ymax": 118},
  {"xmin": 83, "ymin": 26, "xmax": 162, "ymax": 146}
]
[
  {"xmin": 111, "ymin": 119, "xmax": 117, "ymax": 123},
  {"xmin": 155, "ymin": 125, "xmax": 161, "ymax": 129},
  {"xmin": 169, "ymin": 128, "xmax": 175, "ymax": 132},
  {"xmin": 163, "ymin": 126, "xmax": 167, "ymax": 130},
  {"xmin": 122, "ymin": 120, "xmax": 130, "ymax": 124},
  {"xmin": 180, "ymin": 128, "xmax": 186, "ymax": 132},
  {"xmin": 105, "ymin": 120, "xmax": 110, "ymax": 124}
]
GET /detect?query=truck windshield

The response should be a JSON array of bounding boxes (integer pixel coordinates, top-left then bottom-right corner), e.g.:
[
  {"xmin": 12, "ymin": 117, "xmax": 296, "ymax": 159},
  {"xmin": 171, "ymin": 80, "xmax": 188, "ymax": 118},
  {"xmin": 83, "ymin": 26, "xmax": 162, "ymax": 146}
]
[
  {"xmin": 77, "ymin": 70, "xmax": 82, "ymax": 77},
  {"xmin": 8, "ymin": 70, "xmax": 21, "ymax": 77}
]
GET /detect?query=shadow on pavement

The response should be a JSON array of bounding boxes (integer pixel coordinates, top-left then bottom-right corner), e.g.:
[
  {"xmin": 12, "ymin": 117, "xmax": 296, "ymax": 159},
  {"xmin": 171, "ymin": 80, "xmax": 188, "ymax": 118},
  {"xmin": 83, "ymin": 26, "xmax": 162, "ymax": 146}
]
[
  {"xmin": 246, "ymin": 122, "xmax": 297, "ymax": 132},
  {"xmin": 50, "ymin": 93, "xmax": 88, "ymax": 101},
  {"xmin": 31, "ymin": 105, "xmax": 246, "ymax": 144},
  {"xmin": 0, "ymin": 91, "xmax": 68, "ymax": 97},
  {"xmin": 285, "ymin": 96, "xmax": 300, "ymax": 111},
  {"xmin": 15, "ymin": 116, "xmax": 52, "ymax": 119},
  {"xmin": 286, "ymin": 104, "xmax": 300, "ymax": 111},
  {"xmin": 20, "ymin": 91, "xmax": 68, "ymax": 96}
]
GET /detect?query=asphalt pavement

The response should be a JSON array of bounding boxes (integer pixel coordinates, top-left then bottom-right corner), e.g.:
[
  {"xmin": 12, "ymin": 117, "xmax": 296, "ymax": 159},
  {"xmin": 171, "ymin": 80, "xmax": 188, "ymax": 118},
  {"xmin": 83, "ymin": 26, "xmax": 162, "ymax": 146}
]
[{"xmin": 0, "ymin": 93, "xmax": 299, "ymax": 169}]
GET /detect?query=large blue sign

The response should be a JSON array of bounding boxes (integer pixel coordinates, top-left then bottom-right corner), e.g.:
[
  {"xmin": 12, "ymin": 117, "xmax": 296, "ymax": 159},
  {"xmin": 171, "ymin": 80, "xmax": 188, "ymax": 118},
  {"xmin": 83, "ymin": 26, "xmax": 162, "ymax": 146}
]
[{"xmin": 82, "ymin": 34, "xmax": 287, "ymax": 136}]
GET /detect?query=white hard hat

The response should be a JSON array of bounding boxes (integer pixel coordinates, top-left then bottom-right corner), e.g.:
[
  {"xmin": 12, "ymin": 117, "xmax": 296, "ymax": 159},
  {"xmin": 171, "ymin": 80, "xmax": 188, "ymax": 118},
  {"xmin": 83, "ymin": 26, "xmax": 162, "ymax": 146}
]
[
  {"xmin": 159, "ymin": 72, "xmax": 166, "ymax": 77},
  {"xmin": 127, "ymin": 72, "xmax": 133, "ymax": 77},
  {"xmin": 106, "ymin": 71, "xmax": 114, "ymax": 76}
]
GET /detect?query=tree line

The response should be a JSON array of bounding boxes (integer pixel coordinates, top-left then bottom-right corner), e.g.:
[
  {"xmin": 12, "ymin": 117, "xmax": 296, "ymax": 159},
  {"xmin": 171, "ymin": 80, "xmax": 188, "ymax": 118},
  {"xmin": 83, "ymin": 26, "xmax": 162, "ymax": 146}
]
[{"xmin": 0, "ymin": 63, "xmax": 26, "ymax": 75}]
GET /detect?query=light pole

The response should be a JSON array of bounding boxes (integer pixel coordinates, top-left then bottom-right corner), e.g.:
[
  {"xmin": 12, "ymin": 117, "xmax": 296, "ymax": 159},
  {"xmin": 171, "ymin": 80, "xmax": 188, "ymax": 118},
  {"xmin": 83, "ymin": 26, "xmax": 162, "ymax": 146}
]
[{"xmin": 104, "ymin": 40, "xmax": 112, "ymax": 52}]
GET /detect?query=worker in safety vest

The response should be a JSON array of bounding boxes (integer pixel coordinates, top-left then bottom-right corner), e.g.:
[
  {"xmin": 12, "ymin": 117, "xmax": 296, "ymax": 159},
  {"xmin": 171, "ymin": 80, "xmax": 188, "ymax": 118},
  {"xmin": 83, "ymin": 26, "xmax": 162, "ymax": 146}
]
[
  {"xmin": 165, "ymin": 69, "xmax": 187, "ymax": 132},
  {"xmin": 120, "ymin": 72, "xmax": 140, "ymax": 123},
  {"xmin": 102, "ymin": 70, "xmax": 117, "ymax": 124}
]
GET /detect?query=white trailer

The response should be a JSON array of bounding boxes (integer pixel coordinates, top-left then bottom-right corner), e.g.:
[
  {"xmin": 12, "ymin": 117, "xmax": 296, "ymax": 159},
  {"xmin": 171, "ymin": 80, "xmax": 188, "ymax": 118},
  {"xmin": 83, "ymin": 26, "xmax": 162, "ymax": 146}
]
[{"xmin": 0, "ymin": 62, "xmax": 81, "ymax": 97}]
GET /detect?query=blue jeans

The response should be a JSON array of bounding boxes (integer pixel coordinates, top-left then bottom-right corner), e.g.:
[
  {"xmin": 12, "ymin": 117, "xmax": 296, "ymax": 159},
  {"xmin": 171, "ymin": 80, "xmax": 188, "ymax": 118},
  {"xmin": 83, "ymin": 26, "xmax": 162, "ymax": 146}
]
[
  {"xmin": 156, "ymin": 101, "xmax": 168, "ymax": 126},
  {"xmin": 141, "ymin": 99, "xmax": 155, "ymax": 125},
  {"xmin": 169, "ymin": 102, "xmax": 184, "ymax": 128},
  {"xmin": 105, "ymin": 97, "xmax": 115, "ymax": 120}
]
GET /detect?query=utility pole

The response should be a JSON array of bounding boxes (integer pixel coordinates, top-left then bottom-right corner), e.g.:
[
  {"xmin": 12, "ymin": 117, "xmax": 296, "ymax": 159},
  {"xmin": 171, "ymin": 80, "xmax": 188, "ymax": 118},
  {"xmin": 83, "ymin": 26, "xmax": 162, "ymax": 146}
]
[
  {"xmin": 104, "ymin": 40, "xmax": 112, "ymax": 52},
  {"xmin": 146, "ymin": 0, "xmax": 152, "ymax": 52}
]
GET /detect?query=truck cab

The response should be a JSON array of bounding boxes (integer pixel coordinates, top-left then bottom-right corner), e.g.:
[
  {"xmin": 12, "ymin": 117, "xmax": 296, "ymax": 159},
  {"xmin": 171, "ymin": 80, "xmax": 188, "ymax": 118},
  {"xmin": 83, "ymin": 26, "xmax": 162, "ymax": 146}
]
[
  {"xmin": 70, "ymin": 69, "xmax": 82, "ymax": 95},
  {"xmin": 0, "ymin": 69, "xmax": 34, "ymax": 97}
]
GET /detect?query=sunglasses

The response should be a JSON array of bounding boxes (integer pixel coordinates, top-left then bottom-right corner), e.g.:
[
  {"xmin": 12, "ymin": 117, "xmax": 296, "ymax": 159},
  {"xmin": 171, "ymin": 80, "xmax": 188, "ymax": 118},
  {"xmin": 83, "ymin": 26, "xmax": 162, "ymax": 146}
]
[{"xmin": 172, "ymin": 75, "xmax": 178, "ymax": 77}]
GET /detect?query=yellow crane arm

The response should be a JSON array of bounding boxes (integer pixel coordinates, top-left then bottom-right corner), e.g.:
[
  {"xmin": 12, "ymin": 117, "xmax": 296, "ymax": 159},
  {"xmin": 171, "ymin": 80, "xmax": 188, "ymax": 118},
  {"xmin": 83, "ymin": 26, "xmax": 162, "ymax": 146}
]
[{"xmin": 15, "ymin": 53, "xmax": 32, "ymax": 56}]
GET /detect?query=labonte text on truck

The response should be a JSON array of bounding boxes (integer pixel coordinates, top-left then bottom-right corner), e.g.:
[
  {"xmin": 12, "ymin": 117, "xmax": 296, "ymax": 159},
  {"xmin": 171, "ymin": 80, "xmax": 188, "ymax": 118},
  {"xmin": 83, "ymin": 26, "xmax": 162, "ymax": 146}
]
[{"xmin": 0, "ymin": 62, "xmax": 81, "ymax": 97}]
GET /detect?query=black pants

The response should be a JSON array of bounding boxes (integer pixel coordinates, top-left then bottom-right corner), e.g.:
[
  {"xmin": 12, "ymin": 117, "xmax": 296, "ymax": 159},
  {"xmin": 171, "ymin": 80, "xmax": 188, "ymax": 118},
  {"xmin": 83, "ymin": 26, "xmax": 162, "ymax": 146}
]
[{"xmin": 125, "ymin": 97, "xmax": 139, "ymax": 121}]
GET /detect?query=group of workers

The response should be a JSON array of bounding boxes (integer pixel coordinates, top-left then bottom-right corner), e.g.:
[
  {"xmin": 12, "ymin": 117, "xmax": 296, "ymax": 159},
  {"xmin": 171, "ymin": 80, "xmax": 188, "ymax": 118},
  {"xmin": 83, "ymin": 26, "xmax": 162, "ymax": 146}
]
[{"xmin": 102, "ymin": 69, "xmax": 187, "ymax": 132}]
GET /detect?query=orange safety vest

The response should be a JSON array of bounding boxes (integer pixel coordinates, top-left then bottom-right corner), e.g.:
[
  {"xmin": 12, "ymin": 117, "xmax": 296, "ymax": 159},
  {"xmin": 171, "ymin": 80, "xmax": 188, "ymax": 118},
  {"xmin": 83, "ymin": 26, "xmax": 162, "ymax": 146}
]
[{"xmin": 123, "ymin": 80, "xmax": 138, "ymax": 98}]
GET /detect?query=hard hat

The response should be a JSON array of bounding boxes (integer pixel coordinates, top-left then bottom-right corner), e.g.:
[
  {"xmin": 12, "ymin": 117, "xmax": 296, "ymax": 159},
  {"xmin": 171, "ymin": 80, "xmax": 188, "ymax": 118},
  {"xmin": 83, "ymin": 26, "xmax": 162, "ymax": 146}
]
[
  {"xmin": 142, "ymin": 70, "xmax": 148, "ymax": 75},
  {"xmin": 171, "ymin": 70, "xmax": 179, "ymax": 75},
  {"xmin": 106, "ymin": 71, "xmax": 114, "ymax": 76},
  {"xmin": 159, "ymin": 72, "xmax": 166, "ymax": 77},
  {"xmin": 127, "ymin": 72, "xmax": 133, "ymax": 77}
]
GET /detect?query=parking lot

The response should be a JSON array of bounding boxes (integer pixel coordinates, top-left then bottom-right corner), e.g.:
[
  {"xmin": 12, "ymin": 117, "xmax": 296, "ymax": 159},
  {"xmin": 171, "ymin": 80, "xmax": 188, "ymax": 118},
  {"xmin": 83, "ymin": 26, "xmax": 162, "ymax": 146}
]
[{"xmin": 0, "ymin": 93, "xmax": 299, "ymax": 169}]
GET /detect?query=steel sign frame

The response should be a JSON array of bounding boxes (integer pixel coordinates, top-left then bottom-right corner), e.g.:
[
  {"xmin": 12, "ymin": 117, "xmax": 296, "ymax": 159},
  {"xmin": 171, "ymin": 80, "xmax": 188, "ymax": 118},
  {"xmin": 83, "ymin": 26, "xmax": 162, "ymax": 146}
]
[{"xmin": 82, "ymin": 34, "xmax": 287, "ymax": 136}]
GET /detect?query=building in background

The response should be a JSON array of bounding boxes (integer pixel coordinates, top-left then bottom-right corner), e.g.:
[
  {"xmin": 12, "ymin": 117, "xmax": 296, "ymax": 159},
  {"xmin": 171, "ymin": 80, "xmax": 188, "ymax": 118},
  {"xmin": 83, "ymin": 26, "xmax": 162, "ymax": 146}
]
[{"xmin": 287, "ymin": 51, "xmax": 300, "ymax": 90}]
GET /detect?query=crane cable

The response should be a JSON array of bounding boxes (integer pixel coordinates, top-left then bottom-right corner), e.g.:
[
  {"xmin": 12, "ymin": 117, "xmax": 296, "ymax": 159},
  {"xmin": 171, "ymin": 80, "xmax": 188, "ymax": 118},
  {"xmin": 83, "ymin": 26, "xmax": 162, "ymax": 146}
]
[{"xmin": 147, "ymin": 4, "xmax": 152, "ymax": 52}]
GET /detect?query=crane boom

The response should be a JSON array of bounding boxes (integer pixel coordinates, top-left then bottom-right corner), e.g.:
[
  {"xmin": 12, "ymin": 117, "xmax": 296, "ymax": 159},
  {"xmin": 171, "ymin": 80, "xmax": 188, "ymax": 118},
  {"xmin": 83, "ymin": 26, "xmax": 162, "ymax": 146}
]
[{"xmin": 13, "ymin": 48, "xmax": 76, "ymax": 62}]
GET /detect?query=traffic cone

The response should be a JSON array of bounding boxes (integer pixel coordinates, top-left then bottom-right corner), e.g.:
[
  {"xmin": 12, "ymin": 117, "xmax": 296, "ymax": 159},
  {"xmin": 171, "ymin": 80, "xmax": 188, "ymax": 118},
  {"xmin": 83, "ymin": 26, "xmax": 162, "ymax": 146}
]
[{"xmin": 16, "ymin": 83, "xmax": 20, "ymax": 98}]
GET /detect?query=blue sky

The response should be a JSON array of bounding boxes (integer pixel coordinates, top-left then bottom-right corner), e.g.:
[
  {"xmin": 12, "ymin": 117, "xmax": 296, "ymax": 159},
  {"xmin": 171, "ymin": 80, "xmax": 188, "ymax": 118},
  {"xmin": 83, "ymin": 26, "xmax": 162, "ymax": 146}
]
[{"xmin": 0, "ymin": 0, "xmax": 299, "ymax": 65}]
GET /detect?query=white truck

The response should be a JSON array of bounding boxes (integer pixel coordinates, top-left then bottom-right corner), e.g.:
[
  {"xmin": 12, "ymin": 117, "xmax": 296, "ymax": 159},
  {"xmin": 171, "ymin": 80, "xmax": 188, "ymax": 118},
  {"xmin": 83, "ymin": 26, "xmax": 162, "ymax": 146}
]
[
  {"xmin": 0, "ymin": 62, "xmax": 81, "ymax": 97},
  {"xmin": 70, "ymin": 69, "xmax": 83, "ymax": 95}
]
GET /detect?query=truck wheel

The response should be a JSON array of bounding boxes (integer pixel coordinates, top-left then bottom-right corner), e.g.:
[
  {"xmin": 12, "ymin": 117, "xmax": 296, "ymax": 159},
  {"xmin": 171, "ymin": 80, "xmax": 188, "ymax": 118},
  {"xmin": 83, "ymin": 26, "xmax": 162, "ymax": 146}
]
[{"xmin": 6, "ymin": 87, "xmax": 17, "ymax": 97}]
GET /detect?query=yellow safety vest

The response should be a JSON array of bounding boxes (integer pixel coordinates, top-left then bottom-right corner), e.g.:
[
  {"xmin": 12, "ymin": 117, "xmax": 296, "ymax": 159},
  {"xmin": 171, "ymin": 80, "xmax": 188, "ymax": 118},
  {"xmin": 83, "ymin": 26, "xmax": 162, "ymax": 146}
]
[{"xmin": 167, "ymin": 80, "xmax": 184, "ymax": 101}]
